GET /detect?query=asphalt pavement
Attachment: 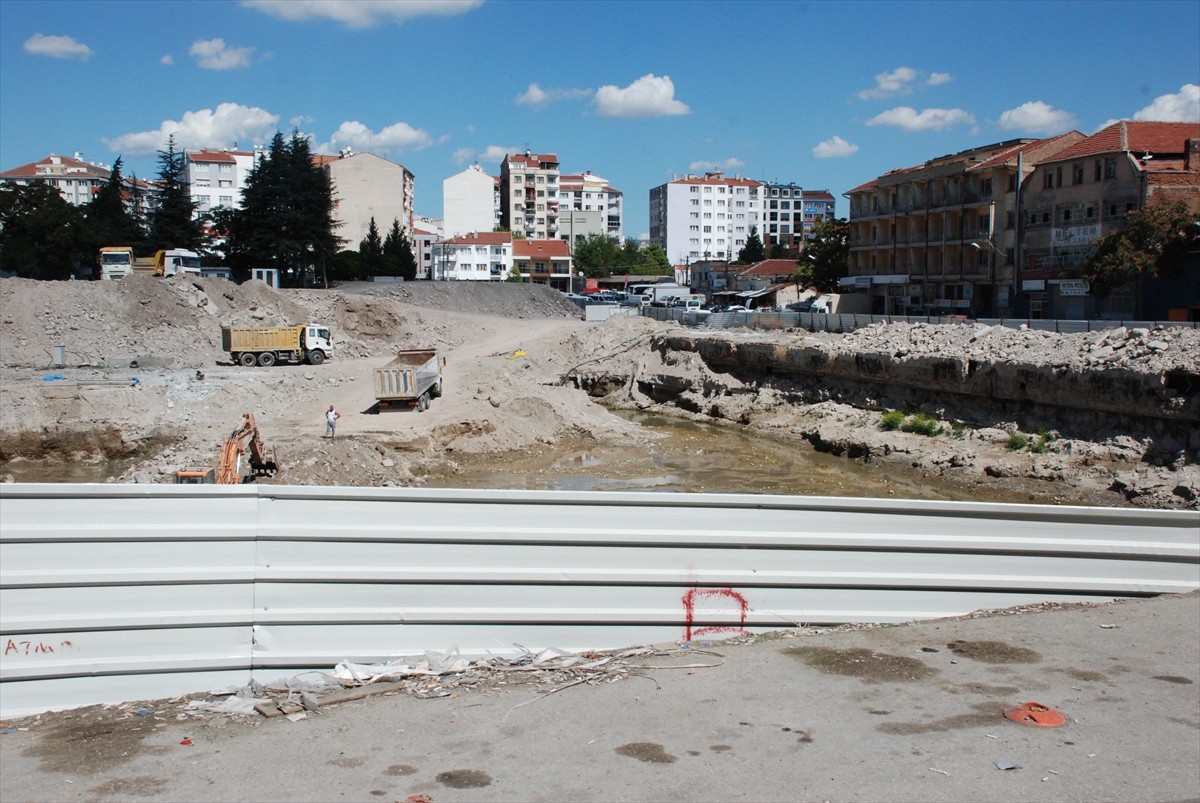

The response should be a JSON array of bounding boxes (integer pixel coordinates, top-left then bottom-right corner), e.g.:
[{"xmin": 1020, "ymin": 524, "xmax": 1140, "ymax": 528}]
[{"xmin": 2, "ymin": 592, "xmax": 1198, "ymax": 803}]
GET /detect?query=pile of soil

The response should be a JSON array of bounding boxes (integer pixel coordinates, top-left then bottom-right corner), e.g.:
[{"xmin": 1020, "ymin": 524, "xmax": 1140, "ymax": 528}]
[{"xmin": 1, "ymin": 275, "xmax": 1196, "ymax": 509}]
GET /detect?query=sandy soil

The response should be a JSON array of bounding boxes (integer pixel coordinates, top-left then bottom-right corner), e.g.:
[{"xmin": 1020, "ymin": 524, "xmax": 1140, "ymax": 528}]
[{"xmin": 0, "ymin": 275, "xmax": 1196, "ymax": 509}]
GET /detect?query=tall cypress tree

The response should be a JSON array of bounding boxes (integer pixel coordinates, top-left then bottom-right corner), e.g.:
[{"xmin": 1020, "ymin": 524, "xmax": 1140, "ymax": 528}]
[
  {"xmin": 360, "ymin": 217, "xmax": 383, "ymax": 278},
  {"xmin": 147, "ymin": 134, "xmax": 202, "ymax": 253}
]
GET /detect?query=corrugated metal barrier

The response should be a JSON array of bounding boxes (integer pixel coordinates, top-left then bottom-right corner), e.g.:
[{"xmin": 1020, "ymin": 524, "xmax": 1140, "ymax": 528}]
[{"xmin": 2, "ymin": 484, "xmax": 1197, "ymax": 717}]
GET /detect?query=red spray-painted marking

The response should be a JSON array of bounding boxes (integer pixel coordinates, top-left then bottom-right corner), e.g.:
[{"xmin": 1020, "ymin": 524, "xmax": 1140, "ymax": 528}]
[{"xmin": 682, "ymin": 587, "xmax": 749, "ymax": 641}]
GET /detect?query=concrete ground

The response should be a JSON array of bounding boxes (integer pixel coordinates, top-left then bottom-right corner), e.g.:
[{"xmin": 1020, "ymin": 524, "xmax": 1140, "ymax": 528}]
[{"xmin": 2, "ymin": 592, "xmax": 1197, "ymax": 803}]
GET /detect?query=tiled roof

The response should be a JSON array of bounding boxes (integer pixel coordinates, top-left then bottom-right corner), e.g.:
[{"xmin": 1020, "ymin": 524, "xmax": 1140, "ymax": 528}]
[
  {"xmin": 513, "ymin": 238, "xmax": 571, "ymax": 258},
  {"xmin": 443, "ymin": 231, "xmax": 512, "ymax": 245},
  {"xmin": 1042, "ymin": 121, "xmax": 1200, "ymax": 163},
  {"xmin": 737, "ymin": 259, "xmax": 799, "ymax": 278},
  {"xmin": 0, "ymin": 153, "xmax": 110, "ymax": 180},
  {"xmin": 186, "ymin": 150, "xmax": 238, "ymax": 163},
  {"xmin": 801, "ymin": 189, "xmax": 835, "ymax": 201},
  {"xmin": 311, "ymin": 154, "xmax": 338, "ymax": 166},
  {"xmin": 507, "ymin": 153, "xmax": 559, "ymax": 168},
  {"xmin": 673, "ymin": 175, "xmax": 763, "ymax": 187}
]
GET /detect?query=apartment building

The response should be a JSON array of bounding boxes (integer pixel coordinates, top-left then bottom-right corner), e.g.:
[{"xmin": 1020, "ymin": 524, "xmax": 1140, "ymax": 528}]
[
  {"xmin": 1020, "ymin": 121, "xmax": 1200, "ymax": 319},
  {"xmin": 557, "ymin": 171, "xmax": 623, "ymax": 243},
  {"xmin": 844, "ymin": 133, "xmax": 1085, "ymax": 318},
  {"xmin": 411, "ymin": 222, "xmax": 441, "ymax": 280},
  {"xmin": 325, "ymin": 151, "xmax": 415, "ymax": 249},
  {"xmin": 442, "ymin": 163, "xmax": 497, "ymax": 238},
  {"xmin": 801, "ymin": 190, "xmax": 837, "ymax": 239},
  {"xmin": 185, "ymin": 148, "xmax": 258, "ymax": 214},
  {"xmin": 437, "ymin": 231, "xmax": 512, "ymax": 281},
  {"xmin": 512, "ymin": 237, "xmax": 573, "ymax": 291},
  {"xmin": 648, "ymin": 172, "xmax": 763, "ymax": 265},
  {"xmin": 499, "ymin": 152, "xmax": 560, "ymax": 239},
  {"xmin": 2, "ymin": 152, "xmax": 126, "ymax": 206},
  {"xmin": 758, "ymin": 183, "xmax": 836, "ymax": 252}
]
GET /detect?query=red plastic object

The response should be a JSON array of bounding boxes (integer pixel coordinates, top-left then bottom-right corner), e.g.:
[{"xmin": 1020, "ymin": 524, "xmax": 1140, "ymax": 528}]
[
  {"xmin": 1004, "ymin": 702, "xmax": 1067, "ymax": 727},
  {"xmin": 180, "ymin": 737, "xmax": 193, "ymax": 746}
]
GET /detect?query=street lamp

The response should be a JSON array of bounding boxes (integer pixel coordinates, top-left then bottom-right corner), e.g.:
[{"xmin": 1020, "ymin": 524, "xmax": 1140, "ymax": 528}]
[{"xmin": 970, "ymin": 239, "xmax": 1008, "ymax": 319}]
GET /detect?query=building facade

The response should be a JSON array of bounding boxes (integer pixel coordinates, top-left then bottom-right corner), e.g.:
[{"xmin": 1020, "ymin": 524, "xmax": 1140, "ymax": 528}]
[
  {"xmin": 844, "ymin": 134, "xmax": 1085, "ymax": 318},
  {"xmin": 325, "ymin": 151, "xmax": 415, "ymax": 249},
  {"xmin": 2, "ymin": 152, "xmax": 120, "ymax": 206},
  {"xmin": 442, "ymin": 163, "xmax": 497, "ymax": 238},
  {"xmin": 512, "ymin": 237, "xmax": 573, "ymax": 291},
  {"xmin": 757, "ymin": 182, "xmax": 835, "ymax": 253},
  {"xmin": 648, "ymin": 172, "xmax": 764, "ymax": 265},
  {"xmin": 184, "ymin": 148, "xmax": 259, "ymax": 214},
  {"xmin": 1020, "ymin": 121, "xmax": 1200, "ymax": 320},
  {"xmin": 801, "ymin": 190, "xmax": 837, "ymax": 240},
  {"xmin": 499, "ymin": 152, "xmax": 560, "ymax": 239},
  {"xmin": 557, "ymin": 171, "xmax": 623, "ymax": 243}
]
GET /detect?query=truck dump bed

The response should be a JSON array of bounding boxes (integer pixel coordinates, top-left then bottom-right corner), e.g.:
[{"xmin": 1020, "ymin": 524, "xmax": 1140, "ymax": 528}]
[
  {"xmin": 221, "ymin": 326, "xmax": 303, "ymax": 352},
  {"xmin": 374, "ymin": 349, "xmax": 440, "ymax": 401}
]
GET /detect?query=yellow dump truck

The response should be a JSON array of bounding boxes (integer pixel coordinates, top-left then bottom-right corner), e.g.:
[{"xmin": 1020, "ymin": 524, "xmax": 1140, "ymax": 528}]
[
  {"xmin": 221, "ymin": 324, "xmax": 333, "ymax": 367},
  {"xmin": 374, "ymin": 349, "xmax": 444, "ymax": 411}
]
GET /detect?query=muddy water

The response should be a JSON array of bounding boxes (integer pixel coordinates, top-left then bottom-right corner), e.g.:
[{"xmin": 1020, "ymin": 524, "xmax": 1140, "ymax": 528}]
[{"xmin": 431, "ymin": 412, "xmax": 1027, "ymax": 503}]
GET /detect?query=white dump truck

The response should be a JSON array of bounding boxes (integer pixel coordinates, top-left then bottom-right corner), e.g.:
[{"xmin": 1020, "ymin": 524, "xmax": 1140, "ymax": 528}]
[
  {"xmin": 374, "ymin": 349, "xmax": 444, "ymax": 411},
  {"xmin": 222, "ymin": 324, "xmax": 333, "ymax": 367},
  {"xmin": 98, "ymin": 246, "xmax": 134, "ymax": 280}
]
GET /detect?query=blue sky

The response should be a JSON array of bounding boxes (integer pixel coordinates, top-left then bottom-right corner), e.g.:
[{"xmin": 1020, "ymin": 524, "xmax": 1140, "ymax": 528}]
[{"xmin": 2, "ymin": 0, "xmax": 1198, "ymax": 239}]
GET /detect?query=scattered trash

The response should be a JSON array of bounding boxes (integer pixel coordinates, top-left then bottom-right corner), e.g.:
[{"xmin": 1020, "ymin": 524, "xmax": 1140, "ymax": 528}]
[
  {"xmin": 1099, "ymin": 624, "xmax": 1119, "ymax": 629},
  {"xmin": 407, "ymin": 795, "xmax": 432, "ymax": 803},
  {"xmin": 134, "ymin": 709, "xmax": 153, "ymax": 717},
  {"xmin": 994, "ymin": 759, "xmax": 1022, "ymax": 770},
  {"xmin": 179, "ymin": 738, "xmax": 193, "ymax": 746},
  {"xmin": 928, "ymin": 767, "xmax": 950, "ymax": 776},
  {"xmin": 920, "ymin": 647, "xmax": 939, "ymax": 653},
  {"xmin": 984, "ymin": 733, "xmax": 998, "ymax": 739},
  {"xmin": 42, "ymin": 374, "xmax": 65, "ymax": 381},
  {"xmin": 285, "ymin": 711, "xmax": 307, "ymax": 722},
  {"xmin": 1004, "ymin": 702, "xmax": 1067, "ymax": 728},
  {"xmin": 1, "ymin": 728, "xmax": 17, "ymax": 734}
]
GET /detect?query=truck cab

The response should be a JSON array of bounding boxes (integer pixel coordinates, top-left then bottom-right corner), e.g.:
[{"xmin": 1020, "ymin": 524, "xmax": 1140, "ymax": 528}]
[
  {"xmin": 154, "ymin": 249, "xmax": 203, "ymax": 277},
  {"xmin": 99, "ymin": 247, "xmax": 134, "ymax": 280}
]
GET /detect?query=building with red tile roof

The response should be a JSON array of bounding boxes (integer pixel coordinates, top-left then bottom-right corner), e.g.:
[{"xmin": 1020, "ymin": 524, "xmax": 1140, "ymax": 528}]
[
  {"xmin": 648, "ymin": 172, "xmax": 765, "ymax": 265},
  {"xmin": 1020, "ymin": 121, "xmax": 1199, "ymax": 319},
  {"xmin": 1, "ymin": 152, "xmax": 117, "ymax": 206},
  {"xmin": 435, "ymin": 230, "xmax": 574, "ymax": 289}
]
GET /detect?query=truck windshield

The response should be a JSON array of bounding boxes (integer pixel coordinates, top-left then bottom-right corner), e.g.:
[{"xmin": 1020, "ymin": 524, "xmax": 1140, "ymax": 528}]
[
  {"xmin": 316, "ymin": 328, "xmax": 330, "ymax": 342},
  {"xmin": 180, "ymin": 256, "xmax": 202, "ymax": 269},
  {"xmin": 101, "ymin": 254, "xmax": 131, "ymax": 265}
]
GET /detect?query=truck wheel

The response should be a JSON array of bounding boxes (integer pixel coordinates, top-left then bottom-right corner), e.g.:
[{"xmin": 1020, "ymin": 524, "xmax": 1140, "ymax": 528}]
[
  {"xmin": 239, "ymin": 353, "xmax": 257, "ymax": 367},
  {"xmin": 431, "ymin": 381, "xmax": 442, "ymax": 399},
  {"xmin": 257, "ymin": 352, "xmax": 276, "ymax": 367},
  {"xmin": 308, "ymin": 350, "xmax": 325, "ymax": 366},
  {"xmin": 417, "ymin": 392, "xmax": 429, "ymax": 412}
]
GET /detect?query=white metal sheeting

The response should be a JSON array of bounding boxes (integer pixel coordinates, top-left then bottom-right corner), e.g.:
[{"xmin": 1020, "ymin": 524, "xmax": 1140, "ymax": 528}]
[{"xmin": 1, "ymin": 484, "xmax": 1197, "ymax": 717}]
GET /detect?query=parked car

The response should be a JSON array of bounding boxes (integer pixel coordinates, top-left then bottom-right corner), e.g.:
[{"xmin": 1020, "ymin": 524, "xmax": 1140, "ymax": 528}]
[{"xmin": 786, "ymin": 300, "xmax": 815, "ymax": 313}]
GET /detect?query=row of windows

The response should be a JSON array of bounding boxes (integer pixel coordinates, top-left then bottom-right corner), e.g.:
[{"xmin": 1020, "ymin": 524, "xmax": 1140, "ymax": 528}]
[
  {"xmin": 1042, "ymin": 158, "xmax": 1118, "ymax": 188},
  {"xmin": 191, "ymin": 163, "xmax": 234, "ymax": 173}
]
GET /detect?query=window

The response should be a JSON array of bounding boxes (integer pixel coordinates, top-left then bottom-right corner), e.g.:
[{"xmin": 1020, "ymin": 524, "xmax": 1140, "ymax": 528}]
[
  {"xmin": 1056, "ymin": 166, "xmax": 1063, "ymax": 187},
  {"xmin": 1044, "ymin": 170, "xmax": 1054, "ymax": 189},
  {"xmin": 1094, "ymin": 160, "xmax": 1102, "ymax": 181},
  {"xmin": 690, "ymin": 186, "xmax": 699, "ymax": 193},
  {"xmin": 1086, "ymin": 206, "xmax": 1095, "ymax": 219},
  {"xmin": 219, "ymin": 195, "xmax": 232, "ymax": 206},
  {"xmin": 1072, "ymin": 164, "xmax": 1084, "ymax": 184},
  {"xmin": 219, "ymin": 163, "xmax": 232, "ymax": 173},
  {"xmin": 1062, "ymin": 209, "xmax": 1072, "ymax": 222},
  {"xmin": 981, "ymin": 178, "xmax": 992, "ymax": 195},
  {"xmin": 691, "ymin": 198, "xmax": 699, "ymax": 206},
  {"xmin": 1105, "ymin": 158, "xmax": 1117, "ymax": 179}
]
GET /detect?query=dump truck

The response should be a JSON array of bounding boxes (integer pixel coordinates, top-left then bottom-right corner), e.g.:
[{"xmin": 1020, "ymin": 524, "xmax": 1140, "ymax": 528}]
[
  {"xmin": 374, "ymin": 349, "xmax": 444, "ymax": 411},
  {"xmin": 153, "ymin": 249, "xmax": 202, "ymax": 277},
  {"xmin": 222, "ymin": 324, "xmax": 333, "ymax": 367},
  {"xmin": 98, "ymin": 246, "xmax": 134, "ymax": 280}
]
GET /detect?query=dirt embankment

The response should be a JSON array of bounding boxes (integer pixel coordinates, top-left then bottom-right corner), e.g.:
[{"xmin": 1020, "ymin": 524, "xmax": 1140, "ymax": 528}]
[{"xmin": 0, "ymin": 275, "xmax": 1197, "ymax": 509}]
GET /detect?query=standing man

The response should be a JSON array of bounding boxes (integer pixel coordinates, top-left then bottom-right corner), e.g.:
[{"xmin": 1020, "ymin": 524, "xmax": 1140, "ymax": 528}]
[{"xmin": 326, "ymin": 405, "xmax": 341, "ymax": 438}]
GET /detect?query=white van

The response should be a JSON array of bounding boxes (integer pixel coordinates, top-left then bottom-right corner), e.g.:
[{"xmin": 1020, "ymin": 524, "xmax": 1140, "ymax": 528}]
[{"xmin": 810, "ymin": 295, "xmax": 833, "ymax": 314}]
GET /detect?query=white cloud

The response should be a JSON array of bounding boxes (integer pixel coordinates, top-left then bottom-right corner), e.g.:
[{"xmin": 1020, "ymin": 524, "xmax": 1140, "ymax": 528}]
[
  {"xmin": 23, "ymin": 33, "xmax": 93, "ymax": 60},
  {"xmin": 516, "ymin": 83, "xmax": 592, "ymax": 106},
  {"xmin": 866, "ymin": 106, "xmax": 976, "ymax": 132},
  {"xmin": 857, "ymin": 67, "xmax": 918, "ymax": 100},
  {"xmin": 318, "ymin": 120, "xmax": 433, "ymax": 154},
  {"xmin": 160, "ymin": 53, "xmax": 174, "ymax": 65},
  {"xmin": 289, "ymin": 115, "xmax": 313, "ymax": 127},
  {"xmin": 997, "ymin": 101, "xmax": 1078, "ymax": 134},
  {"xmin": 812, "ymin": 136, "xmax": 859, "ymax": 159},
  {"xmin": 1132, "ymin": 83, "xmax": 1200, "ymax": 122},
  {"xmin": 189, "ymin": 38, "xmax": 254, "ymax": 70},
  {"xmin": 102, "ymin": 103, "xmax": 280, "ymax": 156},
  {"xmin": 454, "ymin": 145, "xmax": 519, "ymax": 165},
  {"xmin": 242, "ymin": 0, "xmax": 482, "ymax": 29},
  {"xmin": 927, "ymin": 72, "xmax": 952, "ymax": 86},
  {"xmin": 593, "ymin": 74, "xmax": 690, "ymax": 119},
  {"xmin": 688, "ymin": 157, "xmax": 745, "ymax": 172}
]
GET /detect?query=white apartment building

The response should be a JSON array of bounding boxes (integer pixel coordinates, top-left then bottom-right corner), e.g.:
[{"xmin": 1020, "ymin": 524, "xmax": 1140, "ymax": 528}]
[
  {"xmin": 442, "ymin": 164, "xmax": 498, "ymax": 237},
  {"xmin": 649, "ymin": 172, "xmax": 763, "ymax": 264},
  {"xmin": 0, "ymin": 152, "xmax": 139, "ymax": 207},
  {"xmin": 412, "ymin": 222, "xmax": 441, "ymax": 280},
  {"xmin": 325, "ymin": 151, "xmax": 415, "ymax": 249},
  {"xmin": 185, "ymin": 149, "xmax": 258, "ymax": 214},
  {"xmin": 557, "ymin": 171, "xmax": 623, "ymax": 242},
  {"xmin": 499, "ymin": 152, "xmax": 560, "ymax": 239},
  {"xmin": 437, "ymin": 231, "xmax": 513, "ymax": 281}
]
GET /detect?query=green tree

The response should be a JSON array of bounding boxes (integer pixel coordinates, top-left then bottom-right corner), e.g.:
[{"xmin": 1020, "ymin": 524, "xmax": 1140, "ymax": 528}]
[
  {"xmin": 1084, "ymin": 200, "xmax": 1198, "ymax": 299},
  {"xmin": 769, "ymin": 241, "xmax": 790, "ymax": 259},
  {"xmin": 329, "ymin": 249, "xmax": 361, "ymax": 283},
  {"xmin": 359, "ymin": 217, "xmax": 384, "ymax": 277},
  {"xmin": 572, "ymin": 233, "xmax": 623, "ymax": 278},
  {"xmin": 801, "ymin": 218, "xmax": 849, "ymax": 293},
  {"xmin": 381, "ymin": 218, "xmax": 418, "ymax": 280},
  {"xmin": 506, "ymin": 265, "xmax": 524, "ymax": 282},
  {"xmin": 0, "ymin": 182, "xmax": 88, "ymax": 279},
  {"xmin": 147, "ymin": 134, "xmax": 202, "ymax": 252},
  {"xmin": 84, "ymin": 156, "xmax": 142, "ymax": 252},
  {"xmin": 223, "ymin": 130, "xmax": 342, "ymax": 287},
  {"xmin": 737, "ymin": 226, "xmax": 765, "ymax": 264},
  {"xmin": 634, "ymin": 243, "xmax": 671, "ymax": 274}
]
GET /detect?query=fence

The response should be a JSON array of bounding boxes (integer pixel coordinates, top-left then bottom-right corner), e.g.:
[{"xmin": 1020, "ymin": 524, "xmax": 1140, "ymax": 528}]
[{"xmin": 2, "ymin": 484, "xmax": 1197, "ymax": 717}]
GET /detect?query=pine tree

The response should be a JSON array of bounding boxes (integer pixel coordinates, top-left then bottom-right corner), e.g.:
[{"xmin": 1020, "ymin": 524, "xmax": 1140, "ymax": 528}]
[
  {"xmin": 396, "ymin": 230, "xmax": 418, "ymax": 281},
  {"xmin": 737, "ymin": 226, "xmax": 765, "ymax": 264},
  {"xmin": 147, "ymin": 134, "xmax": 202, "ymax": 252},
  {"xmin": 360, "ymin": 217, "xmax": 383, "ymax": 278},
  {"xmin": 381, "ymin": 218, "xmax": 403, "ymax": 277},
  {"xmin": 86, "ymin": 156, "xmax": 140, "ymax": 250}
]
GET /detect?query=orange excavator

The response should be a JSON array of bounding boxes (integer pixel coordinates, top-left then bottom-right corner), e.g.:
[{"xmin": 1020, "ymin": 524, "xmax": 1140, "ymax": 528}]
[{"xmin": 173, "ymin": 411, "xmax": 279, "ymax": 484}]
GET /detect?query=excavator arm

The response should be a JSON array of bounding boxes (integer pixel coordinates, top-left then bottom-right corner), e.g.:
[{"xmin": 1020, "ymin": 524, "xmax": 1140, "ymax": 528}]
[{"xmin": 176, "ymin": 411, "xmax": 278, "ymax": 484}]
